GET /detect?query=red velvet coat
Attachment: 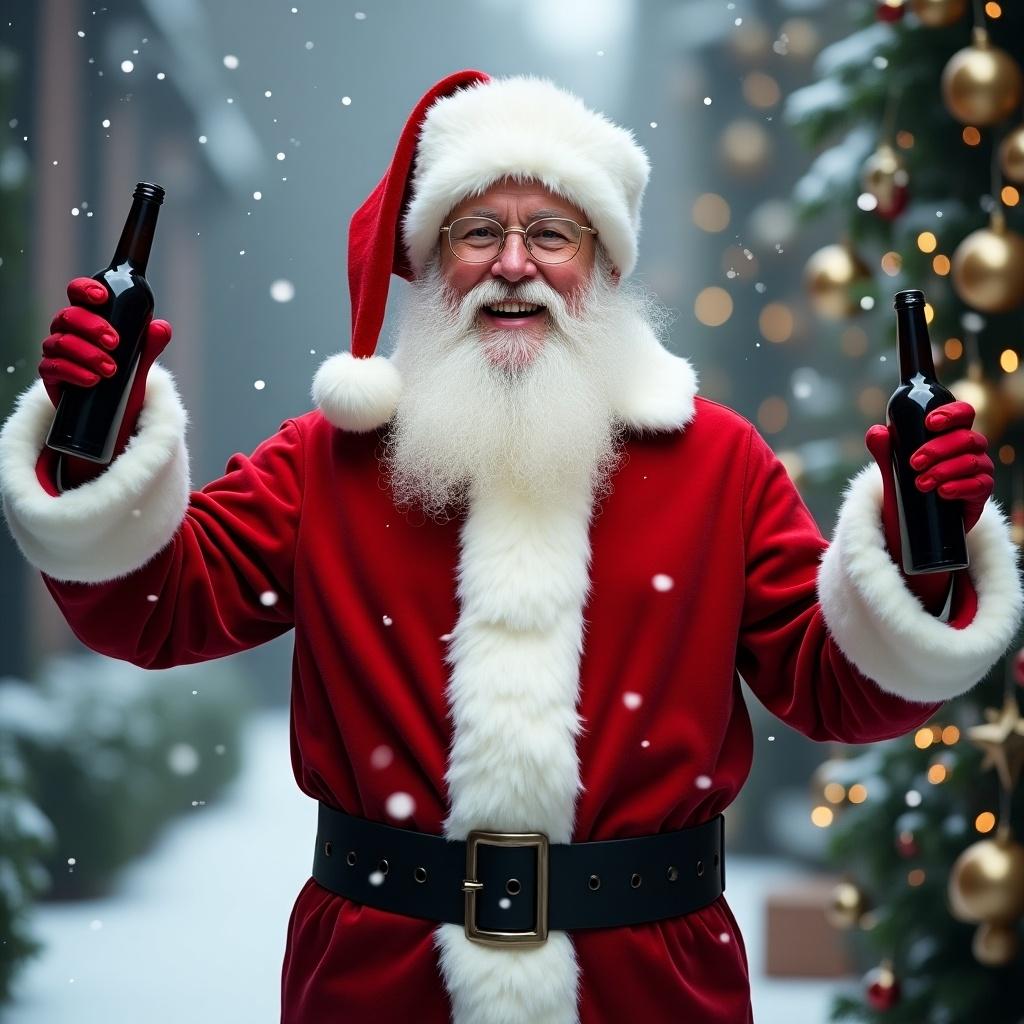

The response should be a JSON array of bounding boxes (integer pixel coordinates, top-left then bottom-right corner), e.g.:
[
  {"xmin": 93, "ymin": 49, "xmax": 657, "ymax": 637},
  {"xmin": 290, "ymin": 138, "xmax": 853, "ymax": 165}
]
[{"xmin": 1, "ymin": 349, "xmax": 1020, "ymax": 1024}]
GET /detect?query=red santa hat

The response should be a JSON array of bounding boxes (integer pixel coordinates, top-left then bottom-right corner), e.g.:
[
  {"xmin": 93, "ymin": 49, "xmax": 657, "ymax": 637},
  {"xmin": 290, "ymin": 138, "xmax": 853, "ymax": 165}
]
[{"xmin": 312, "ymin": 69, "xmax": 652, "ymax": 433}]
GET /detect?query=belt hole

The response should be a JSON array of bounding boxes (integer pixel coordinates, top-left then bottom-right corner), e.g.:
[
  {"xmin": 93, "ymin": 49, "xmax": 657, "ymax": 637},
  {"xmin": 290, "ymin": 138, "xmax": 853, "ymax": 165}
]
[
  {"xmin": 630, "ymin": 873, "xmax": 642, "ymax": 888},
  {"xmin": 588, "ymin": 874, "xmax": 601, "ymax": 891},
  {"xmin": 378, "ymin": 858, "xmax": 389, "ymax": 875},
  {"xmin": 346, "ymin": 850, "xmax": 357, "ymax": 866},
  {"xmin": 324, "ymin": 841, "xmax": 333, "ymax": 857},
  {"xmin": 414, "ymin": 866, "xmax": 428, "ymax": 884},
  {"xmin": 505, "ymin": 878, "xmax": 521, "ymax": 896},
  {"xmin": 696, "ymin": 860, "xmax": 704, "ymax": 877},
  {"xmin": 667, "ymin": 865, "xmax": 679, "ymax": 882}
]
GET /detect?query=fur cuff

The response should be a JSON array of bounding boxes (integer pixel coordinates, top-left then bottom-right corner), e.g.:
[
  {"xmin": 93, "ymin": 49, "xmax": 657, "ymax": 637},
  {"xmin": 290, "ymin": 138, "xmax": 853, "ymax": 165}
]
[
  {"xmin": 0, "ymin": 364, "xmax": 190, "ymax": 583},
  {"xmin": 817, "ymin": 462, "xmax": 1024, "ymax": 702}
]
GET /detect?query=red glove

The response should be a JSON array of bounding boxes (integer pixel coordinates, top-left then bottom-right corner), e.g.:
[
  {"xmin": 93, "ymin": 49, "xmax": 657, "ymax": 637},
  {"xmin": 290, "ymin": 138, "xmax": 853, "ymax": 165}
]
[
  {"xmin": 39, "ymin": 276, "xmax": 173, "ymax": 489},
  {"xmin": 864, "ymin": 401, "xmax": 993, "ymax": 613}
]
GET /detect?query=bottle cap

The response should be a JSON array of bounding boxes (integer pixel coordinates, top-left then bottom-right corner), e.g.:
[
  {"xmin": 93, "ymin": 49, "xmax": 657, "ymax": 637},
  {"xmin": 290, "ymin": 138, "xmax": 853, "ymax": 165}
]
[
  {"xmin": 133, "ymin": 182, "xmax": 165, "ymax": 204},
  {"xmin": 894, "ymin": 289, "xmax": 925, "ymax": 308}
]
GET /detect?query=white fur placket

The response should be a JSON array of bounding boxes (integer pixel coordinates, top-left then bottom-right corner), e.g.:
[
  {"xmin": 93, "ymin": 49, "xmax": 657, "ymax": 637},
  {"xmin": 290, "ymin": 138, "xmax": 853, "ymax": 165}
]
[{"xmin": 432, "ymin": 480, "xmax": 595, "ymax": 1024}]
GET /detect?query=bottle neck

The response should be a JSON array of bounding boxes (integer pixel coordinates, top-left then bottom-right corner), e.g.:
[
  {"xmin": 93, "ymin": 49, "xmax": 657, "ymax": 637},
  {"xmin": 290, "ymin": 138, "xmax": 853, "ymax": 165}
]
[
  {"xmin": 110, "ymin": 196, "xmax": 160, "ymax": 274},
  {"xmin": 896, "ymin": 304, "xmax": 935, "ymax": 380}
]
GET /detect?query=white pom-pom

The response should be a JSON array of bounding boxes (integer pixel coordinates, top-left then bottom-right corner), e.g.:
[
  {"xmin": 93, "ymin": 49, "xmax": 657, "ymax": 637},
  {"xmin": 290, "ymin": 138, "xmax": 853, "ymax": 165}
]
[{"xmin": 311, "ymin": 351, "xmax": 402, "ymax": 432}]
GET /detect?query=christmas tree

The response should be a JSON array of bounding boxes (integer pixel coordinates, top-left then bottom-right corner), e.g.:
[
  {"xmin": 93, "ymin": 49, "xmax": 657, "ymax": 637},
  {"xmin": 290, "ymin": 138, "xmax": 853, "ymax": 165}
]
[{"xmin": 784, "ymin": 1, "xmax": 1024, "ymax": 1020}]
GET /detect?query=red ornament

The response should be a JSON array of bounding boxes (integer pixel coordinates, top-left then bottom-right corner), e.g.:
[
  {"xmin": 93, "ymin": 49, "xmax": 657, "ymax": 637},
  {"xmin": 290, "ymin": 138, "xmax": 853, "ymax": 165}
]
[
  {"xmin": 864, "ymin": 961, "xmax": 901, "ymax": 1010},
  {"xmin": 876, "ymin": 0, "xmax": 905, "ymax": 21},
  {"xmin": 896, "ymin": 830, "xmax": 919, "ymax": 859},
  {"xmin": 1014, "ymin": 647, "xmax": 1024, "ymax": 687},
  {"xmin": 875, "ymin": 185, "xmax": 910, "ymax": 221}
]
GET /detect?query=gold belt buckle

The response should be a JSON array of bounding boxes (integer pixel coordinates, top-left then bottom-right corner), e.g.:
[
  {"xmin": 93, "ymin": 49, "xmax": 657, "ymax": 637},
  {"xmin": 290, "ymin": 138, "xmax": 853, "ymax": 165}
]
[{"xmin": 462, "ymin": 830, "xmax": 549, "ymax": 947}]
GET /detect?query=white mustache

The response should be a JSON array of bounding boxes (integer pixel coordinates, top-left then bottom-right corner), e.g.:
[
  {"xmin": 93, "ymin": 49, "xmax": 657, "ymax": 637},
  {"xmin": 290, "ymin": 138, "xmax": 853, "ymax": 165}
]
[{"xmin": 442, "ymin": 277, "xmax": 574, "ymax": 336}]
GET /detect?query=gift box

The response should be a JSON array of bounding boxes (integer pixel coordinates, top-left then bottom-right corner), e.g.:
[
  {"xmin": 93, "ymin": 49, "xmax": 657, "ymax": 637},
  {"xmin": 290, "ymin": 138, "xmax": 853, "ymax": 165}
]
[{"xmin": 764, "ymin": 875, "xmax": 858, "ymax": 977}]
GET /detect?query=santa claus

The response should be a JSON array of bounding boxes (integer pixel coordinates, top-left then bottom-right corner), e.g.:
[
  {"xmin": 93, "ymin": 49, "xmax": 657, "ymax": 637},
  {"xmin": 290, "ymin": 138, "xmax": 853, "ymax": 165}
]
[{"xmin": 1, "ymin": 70, "xmax": 1021, "ymax": 1024}]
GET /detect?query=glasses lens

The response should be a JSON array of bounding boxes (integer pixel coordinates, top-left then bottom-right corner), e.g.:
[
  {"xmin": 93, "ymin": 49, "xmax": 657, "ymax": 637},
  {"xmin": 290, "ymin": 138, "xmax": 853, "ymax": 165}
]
[
  {"xmin": 448, "ymin": 218, "xmax": 503, "ymax": 263},
  {"xmin": 526, "ymin": 219, "xmax": 582, "ymax": 264}
]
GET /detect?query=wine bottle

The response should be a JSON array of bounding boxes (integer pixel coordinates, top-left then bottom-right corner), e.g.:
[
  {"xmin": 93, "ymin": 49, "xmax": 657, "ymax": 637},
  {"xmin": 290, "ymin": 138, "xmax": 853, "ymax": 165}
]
[
  {"xmin": 45, "ymin": 181, "xmax": 165, "ymax": 464},
  {"xmin": 888, "ymin": 288, "xmax": 969, "ymax": 574}
]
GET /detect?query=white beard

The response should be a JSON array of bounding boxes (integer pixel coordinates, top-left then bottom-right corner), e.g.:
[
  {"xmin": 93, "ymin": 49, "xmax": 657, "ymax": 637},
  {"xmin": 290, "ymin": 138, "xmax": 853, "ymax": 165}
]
[{"xmin": 380, "ymin": 255, "xmax": 664, "ymax": 522}]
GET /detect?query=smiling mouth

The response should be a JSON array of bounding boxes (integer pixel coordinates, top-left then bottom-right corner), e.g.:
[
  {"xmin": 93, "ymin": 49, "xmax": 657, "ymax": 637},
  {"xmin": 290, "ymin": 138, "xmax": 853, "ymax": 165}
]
[{"xmin": 481, "ymin": 302, "xmax": 546, "ymax": 319}]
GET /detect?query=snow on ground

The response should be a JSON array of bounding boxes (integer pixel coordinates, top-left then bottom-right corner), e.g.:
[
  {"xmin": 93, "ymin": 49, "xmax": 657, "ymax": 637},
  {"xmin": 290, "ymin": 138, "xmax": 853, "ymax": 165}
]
[{"xmin": 6, "ymin": 708, "xmax": 845, "ymax": 1023}]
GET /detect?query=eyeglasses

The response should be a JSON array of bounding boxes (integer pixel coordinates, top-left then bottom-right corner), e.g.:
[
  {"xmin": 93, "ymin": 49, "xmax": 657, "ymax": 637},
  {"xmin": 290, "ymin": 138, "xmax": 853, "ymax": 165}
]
[{"xmin": 440, "ymin": 216, "xmax": 598, "ymax": 265}]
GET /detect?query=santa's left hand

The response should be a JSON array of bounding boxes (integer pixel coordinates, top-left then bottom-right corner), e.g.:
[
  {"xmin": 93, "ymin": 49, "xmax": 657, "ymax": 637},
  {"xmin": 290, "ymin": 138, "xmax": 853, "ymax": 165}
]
[{"xmin": 907, "ymin": 401, "xmax": 993, "ymax": 535}]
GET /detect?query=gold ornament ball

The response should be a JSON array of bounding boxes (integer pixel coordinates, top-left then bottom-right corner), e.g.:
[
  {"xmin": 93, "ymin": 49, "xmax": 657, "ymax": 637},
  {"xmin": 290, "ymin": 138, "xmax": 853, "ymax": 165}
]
[
  {"xmin": 999, "ymin": 366, "xmax": 1024, "ymax": 419},
  {"xmin": 999, "ymin": 125, "xmax": 1024, "ymax": 185},
  {"xmin": 804, "ymin": 243, "xmax": 871, "ymax": 320},
  {"xmin": 948, "ymin": 834, "xmax": 1024, "ymax": 924},
  {"xmin": 972, "ymin": 921, "xmax": 1019, "ymax": 966},
  {"xmin": 941, "ymin": 31, "xmax": 1023, "ymax": 126},
  {"xmin": 950, "ymin": 371, "xmax": 1010, "ymax": 446},
  {"xmin": 910, "ymin": 0, "xmax": 967, "ymax": 27},
  {"xmin": 861, "ymin": 143, "xmax": 909, "ymax": 211},
  {"xmin": 951, "ymin": 219, "xmax": 1024, "ymax": 313},
  {"xmin": 826, "ymin": 880, "xmax": 869, "ymax": 929}
]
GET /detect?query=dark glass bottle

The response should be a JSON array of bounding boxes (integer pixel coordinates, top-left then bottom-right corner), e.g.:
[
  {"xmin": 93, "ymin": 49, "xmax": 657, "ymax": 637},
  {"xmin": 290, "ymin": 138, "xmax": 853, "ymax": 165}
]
[
  {"xmin": 887, "ymin": 288, "xmax": 969, "ymax": 574},
  {"xmin": 46, "ymin": 181, "xmax": 165, "ymax": 464}
]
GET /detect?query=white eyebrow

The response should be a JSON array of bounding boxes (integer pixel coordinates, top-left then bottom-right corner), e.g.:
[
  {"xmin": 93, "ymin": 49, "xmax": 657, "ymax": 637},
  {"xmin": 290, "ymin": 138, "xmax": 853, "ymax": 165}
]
[{"xmin": 467, "ymin": 208, "xmax": 573, "ymax": 222}]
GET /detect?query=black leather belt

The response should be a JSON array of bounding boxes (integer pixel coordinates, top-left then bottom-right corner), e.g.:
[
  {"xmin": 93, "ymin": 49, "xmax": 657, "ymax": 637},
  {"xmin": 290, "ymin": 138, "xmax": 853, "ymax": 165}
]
[{"xmin": 312, "ymin": 802, "xmax": 726, "ymax": 949}]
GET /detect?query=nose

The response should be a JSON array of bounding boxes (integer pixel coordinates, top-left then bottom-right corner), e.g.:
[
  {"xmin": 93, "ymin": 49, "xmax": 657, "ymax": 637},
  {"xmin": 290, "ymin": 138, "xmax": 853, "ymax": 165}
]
[{"xmin": 491, "ymin": 229, "xmax": 538, "ymax": 283}]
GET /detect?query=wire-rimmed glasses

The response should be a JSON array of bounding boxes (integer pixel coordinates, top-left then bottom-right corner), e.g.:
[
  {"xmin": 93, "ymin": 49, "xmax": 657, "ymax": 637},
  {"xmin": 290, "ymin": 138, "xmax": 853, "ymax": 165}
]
[{"xmin": 440, "ymin": 216, "xmax": 598, "ymax": 265}]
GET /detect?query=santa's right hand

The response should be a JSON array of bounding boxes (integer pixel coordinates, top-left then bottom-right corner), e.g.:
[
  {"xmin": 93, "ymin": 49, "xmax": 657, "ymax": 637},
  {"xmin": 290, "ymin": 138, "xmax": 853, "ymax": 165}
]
[{"xmin": 39, "ymin": 278, "xmax": 123, "ymax": 409}]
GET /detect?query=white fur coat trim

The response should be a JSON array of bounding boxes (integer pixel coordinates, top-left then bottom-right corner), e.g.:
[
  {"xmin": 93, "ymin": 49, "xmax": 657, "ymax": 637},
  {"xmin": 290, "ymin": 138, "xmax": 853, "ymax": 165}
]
[
  {"xmin": 402, "ymin": 75, "xmax": 651, "ymax": 280},
  {"xmin": 433, "ymin": 480, "xmax": 596, "ymax": 1024},
  {"xmin": 0, "ymin": 364, "xmax": 190, "ymax": 583},
  {"xmin": 816, "ymin": 461, "xmax": 1024, "ymax": 702}
]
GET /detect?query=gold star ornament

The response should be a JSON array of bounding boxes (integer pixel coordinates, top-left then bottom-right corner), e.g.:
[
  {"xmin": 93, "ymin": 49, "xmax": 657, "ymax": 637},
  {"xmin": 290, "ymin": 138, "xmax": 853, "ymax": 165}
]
[{"xmin": 967, "ymin": 693, "xmax": 1024, "ymax": 793}]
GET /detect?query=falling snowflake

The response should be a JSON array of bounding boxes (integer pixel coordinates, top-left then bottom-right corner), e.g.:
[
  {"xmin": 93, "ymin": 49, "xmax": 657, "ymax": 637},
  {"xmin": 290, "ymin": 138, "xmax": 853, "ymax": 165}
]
[
  {"xmin": 223, "ymin": 54, "xmax": 239, "ymax": 69},
  {"xmin": 382, "ymin": 614, "xmax": 393, "ymax": 626},
  {"xmin": 254, "ymin": 379, "xmax": 265, "ymax": 390},
  {"xmin": 386, "ymin": 791, "xmax": 415, "ymax": 820},
  {"xmin": 499, "ymin": 897, "xmax": 511, "ymax": 909},
  {"xmin": 146, "ymin": 594, "xmax": 158, "ymax": 602},
  {"xmin": 253, "ymin": 191, "xmax": 262, "ymax": 200},
  {"xmin": 167, "ymin": 743, "xmax": 200, "ymax": 775},
  {"xmin": 622, "ymin": 691, "xmax": 643, "ymax": 710},
  {"xmin": 368, "ymin": 870, "xmax": 385, "ymax": 886},
  {"xmin": 652, "ymin": 573, "xmax": 674, "ymax": 592},
  {"xmin": 695, "ymin": 774, "xmax": 712, "ymax": 790},
  {"xmin": 719, "ymin": 932, "xmax": 731, "ymax": 943},
  {"xmin": 341, "ymin": 96, "xmax": 352, "ymax": 106},
  {"xmin": 121, "ymin": 60, "xmax": 134, "ymax": 73},
  {"xmin": 270, "ymin": 279, "xmax": 295, "ymax": 303},
  {"xmin": 260, "ymin": 589, "xmax": 278, "ymax": 606},
  {"xmin": 370, "ymin": 744, "xmax": 394, "ymax": 770}
]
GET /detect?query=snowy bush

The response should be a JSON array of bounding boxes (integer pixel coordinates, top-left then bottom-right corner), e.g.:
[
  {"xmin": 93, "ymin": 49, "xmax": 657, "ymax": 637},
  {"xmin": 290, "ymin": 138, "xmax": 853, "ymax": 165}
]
[
  {"xmin": 0, "ymin": 731, "xmax": 55, "ymax": 1005},
  {"xmin": 0, "ymin": 652, "xmax": 252, "ymax": 902}
]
